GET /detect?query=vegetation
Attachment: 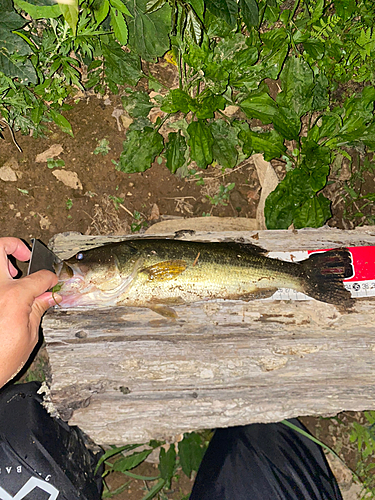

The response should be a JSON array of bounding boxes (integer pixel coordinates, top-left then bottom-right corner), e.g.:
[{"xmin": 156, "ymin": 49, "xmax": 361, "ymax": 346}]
[
  {"xmin": 2, "ymin": 0, "xmax": 375, "ymax": 229},
  {"xmin": 3, "ymin": 0, "xmax": 375, "ymax": 496},
  {"xmin": 99, "ymin": 432, "xmax": 209, "ymax": 498},
  {"xmin": 349, "ymin": 411, "xmax": 375, "ymax": 498}
]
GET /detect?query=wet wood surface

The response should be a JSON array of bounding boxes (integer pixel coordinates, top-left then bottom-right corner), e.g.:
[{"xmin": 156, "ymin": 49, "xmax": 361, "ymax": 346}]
[{"xmin": 43, "ymin": 226, "xmax": 375, "ymax": 445}]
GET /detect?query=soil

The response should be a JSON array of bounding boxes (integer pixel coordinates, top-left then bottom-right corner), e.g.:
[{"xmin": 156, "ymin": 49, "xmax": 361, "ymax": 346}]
[
  {"xmin": 0, "ymin": 94, "xmax": 260, "ymax": 245},
  {"xmin": 1, "ymin": 86, "xmax": 372, "ymax": 499}
]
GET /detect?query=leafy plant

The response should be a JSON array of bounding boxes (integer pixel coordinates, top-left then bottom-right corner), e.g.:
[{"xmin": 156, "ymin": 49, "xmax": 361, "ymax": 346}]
[
  {"xmin": 93, "ymin": 138, "xmax": 111, "ymax": 155},
  {"xmin": 66, "ymin": 198, "xmax": 73, "ymax": 210},
  {"xmin": 349, "ymin": 411, "xmax": 375, "ymax": 497},
  {"xmin": 207, "ymin": 182, "xmax": 235, "ymax": 206},
  {"xmin": 1, "ymin": 0, "xmax": 146, "ymax": 135},
  {"xmin": 113, "ymin": 0, "xmax": 375, "ymax": 230},
  {"xmin": 100, "ymin": 431, "xmax": 209, "ymax": 499},
  {"xmin": 130, "ymin": 210, "xmax": 148, "ymax": 232},
  {"xmin": 108, "ymin": 194, "xmax": 124, "ymax": 209},
  {"xmin": 47, "ymin": 158, "xmax": 65, "ymax": 169}
]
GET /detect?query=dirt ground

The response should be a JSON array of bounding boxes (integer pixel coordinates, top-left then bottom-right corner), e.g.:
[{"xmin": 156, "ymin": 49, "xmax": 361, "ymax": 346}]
[
  {"xmin": 0, "ymin": 94, "xmax": 261, "ymax": 244},
  {"xmin": 1, "ymin": 89, "xmax": 372, "ymax": 499}
]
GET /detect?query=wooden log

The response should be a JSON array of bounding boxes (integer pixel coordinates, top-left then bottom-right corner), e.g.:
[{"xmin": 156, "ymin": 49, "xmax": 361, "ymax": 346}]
[{"xmin": 43, "ymin": 226, "xmax": 375, "ymax": 445}]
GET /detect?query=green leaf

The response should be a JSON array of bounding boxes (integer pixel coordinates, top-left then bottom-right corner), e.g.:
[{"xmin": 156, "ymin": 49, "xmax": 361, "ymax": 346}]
[
  {"xmin": 110, "ymin": 7, "xmax": 129, "ymax": 45},
  {"xmin": 293, "ymin": 194, "xmax": 331, "ymax": 229},
  {"xmin": 239, "ymin": 0, "xmax": 258, "ymax": 28},
  {"xmin": 188, "ymin": 0, "xmax": 204, "ymax": 19},
  {"xmin": 276, "ymin": 56, "xmax": 314, "ymax": 117},
  {"xmin": 13, "ymin": 0, "xmax": 61, "ymax": 18},
  {"xmin": 118, "ymin": 126, "xmax": 164, "ymax": 173},
  {"xmin": 300, "ymin": 140, "xmax": 330, "ymax": 191},
  {"xmin": 165, "ymin": 131, "xmax": 187, "ymax": 173},
  {"xmin": 310, "ymin": 114, "xmax": 341, "ymax": 143},
  {"xmin": 333, "ymin": 0, "xmax": 356, "ymax": 19},
  {"xmin": 311, "ymin": 73, "xmax": 329, "ymax": 111},
  {"xmin": 273, "ymin": 106, "xmax": 301, "ymax": 140},
  {"xmin": 309, "ymin": 0, "xmax": 324, "ymax": 24},
  {"xmin": 183, "ymin": 38, "xmax": 210, "ymax": 70},
  {"xmin": 293, "ymin": 30, "xmax": 308, "ymax": 44},
  {"xmin": 264, "ymin": 168, "xmax": 313, "ymax": 229},
  {"xmin": 0, "ymin": 9, "xmax": 37, "ymax": 84},
  {"xmin": 309, "ymin": 163, "xmax": 330, "ymax": 192},
  {"xmin": 96, "ymin": 443, "xmax": 150, "ymax": 472},
  {"xmin": 159, "ymin": 445, "xmax": 176, "ymax": 488},
  {"xmin": 140, "ymin": 479, "xmax": 165, "ymax": 500},
  {"xmin": 204, "ymin": 0, "xmax": 238, "ymax": 28},
  {"xmin": 260, "ymin": 27, "xmax": 289, "ymax": 80},
  {"xmin": 121, "ymin": 90, "xmax": 153, "ymax": 118},
  {"xmin": 303, "ymin": 38, "xmax": 324, "ymax": 60},
  {"xmin": 50, "ymin": 110, "xmax": 74, "ymax": 137},
  {"xmin": 239, "ymin": 91, "xmax": 278, "ymax": 124},
  {"xmin": 59, "ymin": 0, "xmax": 79, "ymax": 36},
  {"xmin": 178, "ymin": 432, "xmax": 207, "ymax": 478},
  {"xmin": 240, "ymin": 127, "xmax": 286, "ymax": 161},
  {"xmin": 126, "ymin": 0, "xmax": 171, "ymax": 61},
  {"xmin": 186, "ymin": 7, "xmax": 203, "ymax": 44},
  {"xmin": 110, "ymin": 0, "xmax": 132, "ymax": 15},
  {"xmin": 360, "ymin": 122, "xmax": 375, "ymax": 150},
  {"xmin": 145, "ymin": 0, "xmax": 166, "ymax": 14},
  {"xmin": 264, "ymin": 2, "xmax": 280, "ymax": 23},
  {"xmin": 187, "ymin": 120, "xmax": 214, "ymax": 168},
  {"xmin": 113, "ymin": 449, "xmax": 153, "ymax": 472},
  {"xmin": 203, "ymin": 62, "xmax": 229, "ymax": 94},
  {"xmin": 210, "ymin": 119, "xmax": 238, "ymax": 169},
  {"xmin": 334, "ymin": 89, "xmax": 375, "ymax": 145},
  {"xmin": 161, "ymin": 89, "xmax": 193, "ymax": 114},
  {"xmin": 102, "ymin": 40, "xmax": 142, "ymax": 90},
  {"xmin": 264, "ymin": 154, "xmax": 331, "ymax": 230},
  {"xmin": 193, "ymin": 94, "xmax": 226, "ymax": 119},
  {"xmin": 94, "ymin": 0, "xmax": 110, "ymax": 24}
]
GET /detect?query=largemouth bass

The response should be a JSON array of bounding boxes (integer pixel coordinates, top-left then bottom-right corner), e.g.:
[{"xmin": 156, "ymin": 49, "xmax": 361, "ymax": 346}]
[{"xmin": 54, "ymin": 239, "xmax": 353, "ymax": 312}]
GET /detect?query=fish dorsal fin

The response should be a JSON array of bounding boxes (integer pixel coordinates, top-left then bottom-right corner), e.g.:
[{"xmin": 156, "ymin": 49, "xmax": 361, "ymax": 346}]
[
  {"xmin": 141, "ymin": 260, "xmax": 187, "ymax": 281},
  {"xmin": 223, "ymin": 240, "xmax": 267, "ymax": 255}
]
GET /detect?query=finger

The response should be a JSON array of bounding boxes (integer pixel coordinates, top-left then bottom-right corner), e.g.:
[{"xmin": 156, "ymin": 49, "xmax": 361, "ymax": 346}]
[
  {"xmin": 18, "ymin": 270, "xmax": 58, "ymax": 299},
  {"xmin": 0, "ymin": 237, "xmax": 30, "ymax": 261},
  {"xmin": 37, "ymin": 291, "xmax": 62, "ymax": 309},
  {"xmin": 28, "ymin": 293, "xmax": 62, "ymax": 334},
  {"xmin": 0, "ymin": 238, "xmax": 30, "ymax": 281},
  {"xmin": 8, "ymin": 261, "xmax": 18, "ymax": 278}
]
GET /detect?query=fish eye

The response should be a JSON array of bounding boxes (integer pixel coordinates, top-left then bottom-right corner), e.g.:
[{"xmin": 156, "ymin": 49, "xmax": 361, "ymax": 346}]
[{"xmin": 76, "ymin": 252, "xmax": 84, "ymax": 260}]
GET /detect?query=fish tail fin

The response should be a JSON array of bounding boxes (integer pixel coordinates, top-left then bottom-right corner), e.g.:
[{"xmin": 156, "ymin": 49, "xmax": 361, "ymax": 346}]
[{"xmin": 300, "ymin": 248, "xmax": 354, "ymax": 306}]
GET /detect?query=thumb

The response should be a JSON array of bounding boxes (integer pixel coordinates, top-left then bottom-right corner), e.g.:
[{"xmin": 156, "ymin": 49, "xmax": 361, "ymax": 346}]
[
  {"xmin": 36, "ymin": 291, "xmax": 62, "ymax": 313},
  {"xmin": 29, "ymin": 292, "xmax": 62, "ymax": 332}
]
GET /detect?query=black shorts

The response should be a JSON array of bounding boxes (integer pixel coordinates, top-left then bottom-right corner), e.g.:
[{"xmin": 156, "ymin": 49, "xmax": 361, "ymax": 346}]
[
  {"xmin": 0, "ymin": 382, "xmax": 103, "ymax": 500},
  {"xmin": 191, "ymin": 419, "xmax": 343, "ymax": 500}
]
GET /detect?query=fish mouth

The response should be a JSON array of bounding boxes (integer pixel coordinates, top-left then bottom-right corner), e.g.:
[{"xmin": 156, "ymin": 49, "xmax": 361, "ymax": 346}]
[
  {"xmin": 54, "ymin": 261, "xmax": 74, "ymax": 280},
  {"xmin": 53, "ymin": 261, "xmax": 96, "ymax": 306},
  {"xmin": 52, "ymin": 257, "xmax": 144, "ymax": 308}
]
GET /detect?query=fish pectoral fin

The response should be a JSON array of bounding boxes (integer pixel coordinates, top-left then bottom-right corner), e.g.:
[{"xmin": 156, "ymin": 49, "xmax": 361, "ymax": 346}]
[
  {"xmin": 149, "ymin": 304, "xmax": 178, "ymax": 319},
  {"xmin": 141, "ymin": 260, "xmax": 187, "ymax": 281}
]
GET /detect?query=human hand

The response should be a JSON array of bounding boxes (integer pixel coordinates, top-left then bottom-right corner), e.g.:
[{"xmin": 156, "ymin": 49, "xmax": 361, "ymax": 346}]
[{"xmin": 0, "ymin": 237, "xmax": 60, "ymax": 387}]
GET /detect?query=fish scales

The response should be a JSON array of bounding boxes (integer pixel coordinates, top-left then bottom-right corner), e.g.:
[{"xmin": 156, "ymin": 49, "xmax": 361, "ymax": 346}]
[{"xmin": 54, "ymin": 239, "xmax": 354, "ymax": 311}]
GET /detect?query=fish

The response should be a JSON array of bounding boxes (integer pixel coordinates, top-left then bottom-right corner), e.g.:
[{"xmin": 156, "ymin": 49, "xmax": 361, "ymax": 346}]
[{"xmin": 54, "ymin": 239, "xmax": 354, "ymax": 314}]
